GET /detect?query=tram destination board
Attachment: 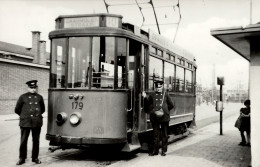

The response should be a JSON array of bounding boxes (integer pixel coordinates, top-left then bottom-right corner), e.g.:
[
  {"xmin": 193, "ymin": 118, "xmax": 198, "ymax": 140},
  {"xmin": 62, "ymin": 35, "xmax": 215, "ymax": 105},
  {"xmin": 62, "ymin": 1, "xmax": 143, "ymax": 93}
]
[{"xmin": 57, "ymin": 15, "xmax": 121, "ymax": 29}]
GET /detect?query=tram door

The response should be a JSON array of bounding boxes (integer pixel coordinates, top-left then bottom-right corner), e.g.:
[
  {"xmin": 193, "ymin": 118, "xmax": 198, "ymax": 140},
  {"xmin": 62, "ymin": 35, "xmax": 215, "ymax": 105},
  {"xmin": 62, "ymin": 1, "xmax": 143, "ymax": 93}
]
[{"xmin": 128, "ymin": 40, "xmax": 148, "ymax": 132}]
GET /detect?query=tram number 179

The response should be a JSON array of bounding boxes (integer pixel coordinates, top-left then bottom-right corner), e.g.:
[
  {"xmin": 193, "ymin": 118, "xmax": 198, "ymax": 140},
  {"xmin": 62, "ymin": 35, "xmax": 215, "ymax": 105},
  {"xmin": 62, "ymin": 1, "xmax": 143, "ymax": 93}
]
[{"xmin": 72, "ymin": 102, "xmax": 83, "ymax": 110}]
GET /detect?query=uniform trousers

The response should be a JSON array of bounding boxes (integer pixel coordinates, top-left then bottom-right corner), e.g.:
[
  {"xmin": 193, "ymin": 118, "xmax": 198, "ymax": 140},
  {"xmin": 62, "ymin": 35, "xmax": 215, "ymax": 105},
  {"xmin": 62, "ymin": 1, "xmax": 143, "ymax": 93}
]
[
  {"xmin": 19, "ymin": 127, "xmax": 41, "ymax": 160},
  {"xmin": 151, "ymin": 121, "xmax": 169, "ymax": 153}
]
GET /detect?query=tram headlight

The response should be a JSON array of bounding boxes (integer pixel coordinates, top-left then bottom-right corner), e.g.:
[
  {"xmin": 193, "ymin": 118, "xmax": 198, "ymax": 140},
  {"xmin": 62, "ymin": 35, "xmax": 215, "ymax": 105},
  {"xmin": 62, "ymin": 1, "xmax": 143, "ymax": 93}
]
[
  {"xmin": 70, "ymin": 112, "xmax": 81, "ymax": 125},
  {"xmin": 56, "ymin": 112, "xmax": 67, "ymax": 125}
]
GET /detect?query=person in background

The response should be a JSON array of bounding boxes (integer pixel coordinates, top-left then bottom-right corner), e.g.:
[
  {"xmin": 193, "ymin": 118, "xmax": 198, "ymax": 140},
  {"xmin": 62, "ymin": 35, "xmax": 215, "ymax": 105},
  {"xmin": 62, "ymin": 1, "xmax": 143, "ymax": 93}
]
[
  {"xmin": 238, "ymin": 99, "xmax": 251, "ymax": 147},
  {"xmin": 143, "ymin": 80, "xmax": 174, "ymax": 156},
  {"xmin": 15, "ymin": 80, "xmax": 45, "ymax": 165}
]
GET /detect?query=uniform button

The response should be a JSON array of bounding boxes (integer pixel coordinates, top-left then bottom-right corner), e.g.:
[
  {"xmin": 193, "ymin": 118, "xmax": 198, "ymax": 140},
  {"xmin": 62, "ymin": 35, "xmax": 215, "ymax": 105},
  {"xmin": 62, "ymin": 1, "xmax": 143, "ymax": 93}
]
[
  {"xmin": 35, "ymin": 102, "xmax": 38, "ymax": 104},
  {"xmin": 30, "ymin": 115, "xmax": 33, "ymax": 117},
  {"xmin": 36, "ymin": 108, "xmax": 39, "ymax": 110},
  {"xmin": 29, "ymin": 102, "xmax": 32, "ymax": 104},
  {"xmin": 35, "ymin": 96, "xmax": 37, "ymax": 98},
  {"xmin": 29, "ymin": 96, "xmax": 31, "ymax": 98}
]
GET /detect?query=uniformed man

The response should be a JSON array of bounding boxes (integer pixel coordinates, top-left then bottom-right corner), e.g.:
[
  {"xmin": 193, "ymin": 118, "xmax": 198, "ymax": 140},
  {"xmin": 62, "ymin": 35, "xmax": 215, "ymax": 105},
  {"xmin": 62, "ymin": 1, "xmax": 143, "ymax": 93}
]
[
  {"xmin": 143, "ymin": 80, "xmax": 174, "ymax": 156},
  {"xmin": 15, "ymin": 80, "xmax": 45, "ymax": 165}
]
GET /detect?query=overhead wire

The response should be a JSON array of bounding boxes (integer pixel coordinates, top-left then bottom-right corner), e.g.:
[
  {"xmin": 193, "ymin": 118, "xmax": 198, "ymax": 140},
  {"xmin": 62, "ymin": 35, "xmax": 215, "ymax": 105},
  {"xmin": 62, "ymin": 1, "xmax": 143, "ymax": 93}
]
[
  {"xmin": 173, "ymin": 0, "xmax": 181, "ymax": 43},
  {"xmin": 103, "ymin": 0, "xmax": 182, "ymax": 43},
  {"xmin": 134, "ymin": 0, "xmax": 146, "ymax": 27},
  {"xmin": 149, "ymin": 0, "xmax": 161, "ymax": 34},
  {"xmin": 103, "ymin": 0, "xmax": 109, "ymax": 13}
]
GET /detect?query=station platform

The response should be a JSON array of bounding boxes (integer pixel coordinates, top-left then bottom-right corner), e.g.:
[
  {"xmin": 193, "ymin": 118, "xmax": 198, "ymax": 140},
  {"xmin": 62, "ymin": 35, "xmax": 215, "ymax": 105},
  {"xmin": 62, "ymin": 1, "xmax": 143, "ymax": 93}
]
[{"xmin": 110, "ymin": 114, "xmax": 251, "ymax": 167}]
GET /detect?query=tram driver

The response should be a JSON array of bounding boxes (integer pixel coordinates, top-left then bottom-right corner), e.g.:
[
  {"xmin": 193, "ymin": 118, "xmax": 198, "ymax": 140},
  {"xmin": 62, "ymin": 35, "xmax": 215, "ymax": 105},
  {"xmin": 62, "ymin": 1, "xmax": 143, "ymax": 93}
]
[{"xmin": 143, "ymin": 80, "xmax": 174, "ymax": 156}]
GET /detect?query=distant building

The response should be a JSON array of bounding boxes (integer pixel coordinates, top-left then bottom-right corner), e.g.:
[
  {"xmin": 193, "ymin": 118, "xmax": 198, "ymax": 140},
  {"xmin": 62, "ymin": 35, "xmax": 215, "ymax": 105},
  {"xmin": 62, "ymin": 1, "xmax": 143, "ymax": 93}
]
[
  {"xmin": 0, "ymin": 31, "xmax": 50, "ymax": 114},
  {"xmin": 225, "ymin": 89, "xmax": 248, "ymax": 103}
]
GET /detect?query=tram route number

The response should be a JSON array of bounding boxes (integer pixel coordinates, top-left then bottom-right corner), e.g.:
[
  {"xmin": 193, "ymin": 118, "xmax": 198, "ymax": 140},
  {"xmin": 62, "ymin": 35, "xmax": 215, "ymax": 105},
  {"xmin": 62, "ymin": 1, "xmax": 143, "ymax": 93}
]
[{"xmin": 72, "ymin": 102, "xmax": 83, "ymax": 110}]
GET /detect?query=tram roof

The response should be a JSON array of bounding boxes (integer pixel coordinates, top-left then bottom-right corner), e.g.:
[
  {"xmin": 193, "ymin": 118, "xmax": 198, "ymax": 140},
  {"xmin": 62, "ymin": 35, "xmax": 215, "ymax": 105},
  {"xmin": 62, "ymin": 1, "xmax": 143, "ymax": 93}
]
[
  {"xmin": 211, "ymin": 23, "xmax": 260, "ymax": 61},
  {"xmin": 55, "ymin": 13, "xmax": 123, "ymax": 21}
]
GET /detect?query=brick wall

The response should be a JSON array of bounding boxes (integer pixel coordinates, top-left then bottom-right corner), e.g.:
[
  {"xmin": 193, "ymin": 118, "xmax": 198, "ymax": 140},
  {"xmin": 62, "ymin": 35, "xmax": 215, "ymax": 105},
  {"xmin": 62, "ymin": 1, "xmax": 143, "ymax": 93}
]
[{"xmin": 0, "ymin": 62, "xmax": 49, "ymax": 114}]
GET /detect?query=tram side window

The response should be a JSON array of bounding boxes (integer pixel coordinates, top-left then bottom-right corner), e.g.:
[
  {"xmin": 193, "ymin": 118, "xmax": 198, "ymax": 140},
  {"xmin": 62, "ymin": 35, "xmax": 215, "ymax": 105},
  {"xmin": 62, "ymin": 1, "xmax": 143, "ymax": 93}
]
[
  {"xmin": 149, "ymin": 56, "xmax": 163, "ymax": 90},
  {"xmin": 50, "ymin": 38, "xmax": 67, "ymax": 88},
  {"xmin": 68, "ymin": 37, "xmax": 91, "ymax": 88},
  {"xmin": 175, "ymin": 66, "xmax": 185, "ymax": 92},
  {"xmin": 185, "ymin": 70, "xmax": 193, "ymax": 93},
  {"xmin": 164, "ymin": 62, "xmax": 175, "ymax": 92}
]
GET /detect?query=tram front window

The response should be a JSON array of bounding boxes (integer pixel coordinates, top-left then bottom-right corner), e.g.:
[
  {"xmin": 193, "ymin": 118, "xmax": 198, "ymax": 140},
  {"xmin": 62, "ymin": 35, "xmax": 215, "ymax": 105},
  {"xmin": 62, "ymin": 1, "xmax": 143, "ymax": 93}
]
[
  {"xmin": 92, "ymin": 37, "xmax": 126, "ymax": 89},
  {"xmin": 68, "ymin": 37, "xmax": 91, "ymax": 88},
  {"xmin": 50, "ymin": 38, "xmax": 67, "ymax": 88},
  {"xmin": 50, "ymin": 37, "xmax": 127, "ymax": 89}
]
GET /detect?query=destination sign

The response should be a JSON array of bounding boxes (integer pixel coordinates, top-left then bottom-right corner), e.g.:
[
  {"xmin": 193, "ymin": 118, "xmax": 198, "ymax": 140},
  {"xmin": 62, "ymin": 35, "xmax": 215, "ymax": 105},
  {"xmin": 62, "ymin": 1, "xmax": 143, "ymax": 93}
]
[{"xmin": 64, "ymin": 17, "xmax": 99, "ymax": 28}]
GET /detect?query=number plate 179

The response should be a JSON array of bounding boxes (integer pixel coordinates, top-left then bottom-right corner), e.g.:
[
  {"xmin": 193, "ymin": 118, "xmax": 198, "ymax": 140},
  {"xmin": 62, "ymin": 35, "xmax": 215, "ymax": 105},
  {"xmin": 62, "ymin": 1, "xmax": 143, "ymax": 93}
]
[{"xmin": 72, "ymin": 102, "xmax": 84, "ymax": 110}]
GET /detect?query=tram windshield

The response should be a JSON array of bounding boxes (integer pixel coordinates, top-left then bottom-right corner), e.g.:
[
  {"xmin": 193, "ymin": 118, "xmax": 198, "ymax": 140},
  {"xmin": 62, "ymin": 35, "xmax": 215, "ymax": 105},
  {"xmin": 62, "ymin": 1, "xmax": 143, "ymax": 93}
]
[{"xmin": 50, "ymin": 37, "xmax": 127, "ymax": 89}]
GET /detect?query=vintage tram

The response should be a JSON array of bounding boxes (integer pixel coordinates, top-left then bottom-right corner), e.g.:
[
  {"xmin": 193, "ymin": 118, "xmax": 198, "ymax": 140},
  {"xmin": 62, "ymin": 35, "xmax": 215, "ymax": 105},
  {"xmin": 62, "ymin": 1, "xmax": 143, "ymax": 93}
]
[{"xmin": 46, "ymin": 13, "xmax": 197, "ymax": 152}]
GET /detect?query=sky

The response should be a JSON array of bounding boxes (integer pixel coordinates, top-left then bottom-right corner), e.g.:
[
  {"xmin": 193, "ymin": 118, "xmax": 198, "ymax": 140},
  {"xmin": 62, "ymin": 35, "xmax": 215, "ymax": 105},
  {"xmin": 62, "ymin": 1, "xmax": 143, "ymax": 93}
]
[{"xmin": 1, "ymin": 0, "xmax": 259, "ymax": 90}]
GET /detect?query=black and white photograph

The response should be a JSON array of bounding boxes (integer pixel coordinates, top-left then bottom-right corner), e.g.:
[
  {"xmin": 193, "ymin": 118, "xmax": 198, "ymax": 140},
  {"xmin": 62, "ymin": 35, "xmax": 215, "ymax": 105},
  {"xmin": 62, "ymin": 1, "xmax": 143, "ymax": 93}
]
[{"xmin": 0, "ymin": 0, "xmax": 259, "ymax": 166}]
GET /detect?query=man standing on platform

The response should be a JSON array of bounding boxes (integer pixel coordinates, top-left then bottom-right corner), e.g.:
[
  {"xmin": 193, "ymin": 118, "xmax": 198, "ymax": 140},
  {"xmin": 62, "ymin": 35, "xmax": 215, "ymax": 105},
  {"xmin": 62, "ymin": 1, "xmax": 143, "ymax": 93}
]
[
  {"xmin": 15, "ymin": 80, "xmax": 45, "ymax": 165},
  {"xmin": 143, "ymin": 80, "xmax": 174, "ymax": 156}
]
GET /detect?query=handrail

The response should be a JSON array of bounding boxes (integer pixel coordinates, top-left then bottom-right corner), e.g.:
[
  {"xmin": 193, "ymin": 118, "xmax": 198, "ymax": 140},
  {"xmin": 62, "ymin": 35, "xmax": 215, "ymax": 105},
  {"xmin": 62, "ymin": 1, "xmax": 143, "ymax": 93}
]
[{"xmin": 127, "ymin": 88, "xmax": 133, "ymax": 112}]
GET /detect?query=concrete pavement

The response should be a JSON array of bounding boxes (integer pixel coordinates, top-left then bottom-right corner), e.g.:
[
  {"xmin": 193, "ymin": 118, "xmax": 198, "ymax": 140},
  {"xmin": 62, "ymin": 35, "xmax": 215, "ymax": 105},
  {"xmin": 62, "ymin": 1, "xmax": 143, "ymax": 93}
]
[
  {"xmin": 110, "ymin": 114, "xmax": 251, "ymax": 167},
  {"xmin": 0, "ymin": 103, "xmax": 250, "ymax": 167}
]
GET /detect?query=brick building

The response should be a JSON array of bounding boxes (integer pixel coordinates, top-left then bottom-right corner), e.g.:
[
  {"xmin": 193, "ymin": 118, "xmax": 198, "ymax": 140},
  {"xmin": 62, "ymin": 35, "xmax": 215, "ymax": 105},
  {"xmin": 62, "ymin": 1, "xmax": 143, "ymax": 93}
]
[{"xmin": 0, "ymin": 31, "xmax": 50, "ymax": 114}]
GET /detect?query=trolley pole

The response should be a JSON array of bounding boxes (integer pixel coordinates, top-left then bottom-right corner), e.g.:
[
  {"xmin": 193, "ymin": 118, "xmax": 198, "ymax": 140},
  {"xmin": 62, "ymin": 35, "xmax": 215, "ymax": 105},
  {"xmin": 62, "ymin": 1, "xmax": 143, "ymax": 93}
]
[{"xmin": 216, "ymin": 77, "xmax": 224, "ymax": 135}]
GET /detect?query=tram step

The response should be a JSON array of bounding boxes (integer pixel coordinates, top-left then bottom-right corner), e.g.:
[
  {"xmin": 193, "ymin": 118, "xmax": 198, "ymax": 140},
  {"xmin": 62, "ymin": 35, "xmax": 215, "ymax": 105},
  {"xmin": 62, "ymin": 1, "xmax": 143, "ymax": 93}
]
[{"xmin": 121, "ymin": 143, "xmax": 141, "ymax": 152}]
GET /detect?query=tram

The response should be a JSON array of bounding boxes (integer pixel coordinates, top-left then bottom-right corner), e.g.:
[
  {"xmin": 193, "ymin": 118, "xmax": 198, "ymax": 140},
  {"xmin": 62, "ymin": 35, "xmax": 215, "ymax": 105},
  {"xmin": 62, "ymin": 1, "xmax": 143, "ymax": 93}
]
[{"xmin": 46, "ymin": 13, "xmax": 197, "ymax": 152}]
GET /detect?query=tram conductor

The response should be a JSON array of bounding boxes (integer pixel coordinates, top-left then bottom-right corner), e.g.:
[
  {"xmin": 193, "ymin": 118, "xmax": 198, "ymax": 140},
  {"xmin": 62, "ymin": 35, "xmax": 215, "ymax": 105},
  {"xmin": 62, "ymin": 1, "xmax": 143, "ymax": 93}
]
[
  {"xmin": 143, "ymin": 80, "xmax": 174, "ymax": 156},
  {"xmin": 15, "ymin": 80, "xmax": 45, "ymax": 165}
]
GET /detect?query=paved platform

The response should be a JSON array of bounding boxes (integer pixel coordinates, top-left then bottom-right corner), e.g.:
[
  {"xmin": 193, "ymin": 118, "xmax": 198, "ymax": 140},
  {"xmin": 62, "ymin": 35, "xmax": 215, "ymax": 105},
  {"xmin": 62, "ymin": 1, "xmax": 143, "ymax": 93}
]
[
  {"xmin": 110, "ymin": 114, "xmax": 251, "ymax": 167},
  {"xmin": 1, "ymin": 103, "xmax": 250, "ymax": 167}
]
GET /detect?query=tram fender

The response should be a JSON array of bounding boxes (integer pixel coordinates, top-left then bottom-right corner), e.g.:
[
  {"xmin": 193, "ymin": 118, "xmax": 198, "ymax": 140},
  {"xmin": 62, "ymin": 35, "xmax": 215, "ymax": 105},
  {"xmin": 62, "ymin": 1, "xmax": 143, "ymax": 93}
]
[
  {"xmin": 121, "ymin": 132, "xmax": 141, "ymax": 152},
  {"xmin": 121, "ymin": 142, "xmax": 141, "ymax": 152}
]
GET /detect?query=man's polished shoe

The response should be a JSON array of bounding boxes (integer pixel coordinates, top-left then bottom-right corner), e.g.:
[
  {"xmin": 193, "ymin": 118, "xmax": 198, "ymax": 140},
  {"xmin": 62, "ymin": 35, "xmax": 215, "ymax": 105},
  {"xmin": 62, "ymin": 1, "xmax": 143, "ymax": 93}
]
[
  {"xmin": 16, "ymin": 159, "xmax": 25, "ymax": 165},
  {"xmin": 161, "ymin": 152, "xmax": 166, "ymax": 156},
  {"xmin": 32, "ymin": 158, "xmax": 41, "ymax": 164},
  {"xmin": 149, "ymin": 152, "xmax": 159, "ymax": 156}
]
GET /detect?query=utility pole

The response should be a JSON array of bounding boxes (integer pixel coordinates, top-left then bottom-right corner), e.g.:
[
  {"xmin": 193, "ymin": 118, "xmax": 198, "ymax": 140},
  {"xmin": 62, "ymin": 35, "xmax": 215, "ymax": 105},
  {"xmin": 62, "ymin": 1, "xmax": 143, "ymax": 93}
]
[{"xmin": 216, "ymin": 77, "xmax": 224, "ymax": 135}]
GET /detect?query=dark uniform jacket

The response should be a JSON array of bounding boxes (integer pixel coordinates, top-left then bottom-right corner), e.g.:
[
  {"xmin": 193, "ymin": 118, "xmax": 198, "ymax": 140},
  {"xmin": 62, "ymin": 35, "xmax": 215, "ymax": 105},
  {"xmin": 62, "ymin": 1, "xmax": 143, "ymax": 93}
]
[
  {"xmin": 144, "ymin": 91, "xmax": 174, "ymax": 122},
  {"xmin": 239, "ymin": 107, "xmax": 250, "ymax": 132},
  {"xmin": 15, "ymin": 92, "xmax": 45, "ymax": 127}
]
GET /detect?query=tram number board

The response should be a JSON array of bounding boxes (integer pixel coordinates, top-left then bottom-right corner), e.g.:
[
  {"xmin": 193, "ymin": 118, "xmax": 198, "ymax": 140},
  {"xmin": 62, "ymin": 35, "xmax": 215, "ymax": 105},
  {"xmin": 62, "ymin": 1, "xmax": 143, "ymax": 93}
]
[
  {"xmin": 64, "ymin": 17, "xmax": 99, "ymax": 28},
  {"xmin": 72, "ymin": 102, "xmax": 83, "ymax": 110}
]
